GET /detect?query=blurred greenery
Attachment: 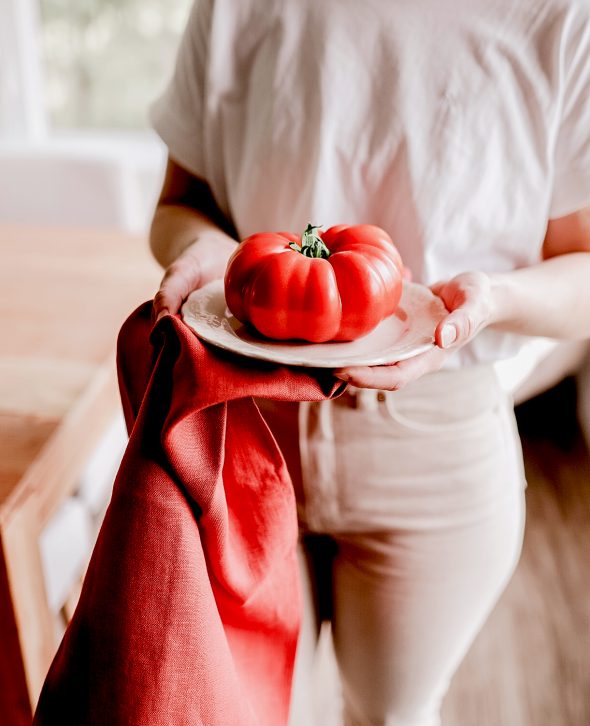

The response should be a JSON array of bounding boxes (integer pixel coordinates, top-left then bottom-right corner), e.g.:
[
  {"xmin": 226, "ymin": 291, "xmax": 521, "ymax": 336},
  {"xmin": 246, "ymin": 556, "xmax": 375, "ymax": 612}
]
[{"xmin": 40, "ymin": 0, "xmax": 192, "ymax": 129}]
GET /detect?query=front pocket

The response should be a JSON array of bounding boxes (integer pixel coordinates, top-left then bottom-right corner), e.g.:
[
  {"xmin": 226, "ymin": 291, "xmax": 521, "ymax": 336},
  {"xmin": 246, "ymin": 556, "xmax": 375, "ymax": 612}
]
[
  {"xmin": 332, "ymin": 399, "xmax": 515, "ymax": 531},
  {"xmin": 376, "ymin": 367, "xmax": 507, "ymax": 436},
  {"xmin": 378, "ymin": 392, "xmax": 498, "ymax": 436}
]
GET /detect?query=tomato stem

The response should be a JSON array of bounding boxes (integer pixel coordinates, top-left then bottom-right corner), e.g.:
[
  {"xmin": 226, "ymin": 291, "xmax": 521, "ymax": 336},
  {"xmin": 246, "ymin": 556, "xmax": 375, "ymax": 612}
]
[{"xmin": 289, "ymin": 223, "xmax": 331, "ymax": 259}]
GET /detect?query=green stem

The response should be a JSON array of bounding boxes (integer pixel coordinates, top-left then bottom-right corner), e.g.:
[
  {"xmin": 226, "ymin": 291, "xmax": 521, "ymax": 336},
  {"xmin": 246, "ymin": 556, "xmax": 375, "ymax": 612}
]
[{"xmin": 289, "ymin": 223, "xmax": 331, "ymax": 259}]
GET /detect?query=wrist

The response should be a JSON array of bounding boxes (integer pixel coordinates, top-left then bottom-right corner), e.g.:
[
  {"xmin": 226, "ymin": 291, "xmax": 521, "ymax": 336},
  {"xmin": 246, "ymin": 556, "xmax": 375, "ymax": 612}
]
[{"xmin": 487, "ymin": 272, "xmax": 514, "ymax": 329}]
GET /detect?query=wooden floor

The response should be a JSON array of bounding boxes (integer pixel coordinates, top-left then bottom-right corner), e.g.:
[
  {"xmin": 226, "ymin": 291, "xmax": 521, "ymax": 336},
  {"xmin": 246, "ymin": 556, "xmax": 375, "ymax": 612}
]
[
  {"xmin": 310, "ymin": 378, "xmax": 590, "ymax": 726},
  {"xmin": 442, "ymin": 378, "xmax": 590, "ymax": 726}
]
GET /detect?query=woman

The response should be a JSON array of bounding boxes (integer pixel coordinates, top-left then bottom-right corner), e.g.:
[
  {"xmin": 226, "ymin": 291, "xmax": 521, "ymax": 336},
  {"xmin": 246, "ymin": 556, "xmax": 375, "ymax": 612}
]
[{"xmin": 149, "ymin": 1, "xmax": 590, "ymax": 723}]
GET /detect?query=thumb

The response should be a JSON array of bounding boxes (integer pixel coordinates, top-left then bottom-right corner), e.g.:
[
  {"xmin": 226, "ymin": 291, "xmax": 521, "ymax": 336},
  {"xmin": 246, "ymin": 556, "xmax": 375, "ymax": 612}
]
[{"xmin": 435, "ymin": 308, "xmax": 479, "ymax": 349}]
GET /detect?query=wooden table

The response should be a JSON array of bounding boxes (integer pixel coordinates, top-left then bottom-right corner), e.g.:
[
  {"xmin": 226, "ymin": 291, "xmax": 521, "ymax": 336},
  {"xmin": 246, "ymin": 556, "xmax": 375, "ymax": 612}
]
[{"xmin": 0, "ymin": 225, "xmax": 161, "ymax": 724}]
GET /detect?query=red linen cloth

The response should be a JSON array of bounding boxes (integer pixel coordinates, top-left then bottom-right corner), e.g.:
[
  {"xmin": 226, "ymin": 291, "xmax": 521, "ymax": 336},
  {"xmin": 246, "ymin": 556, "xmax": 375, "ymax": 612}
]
[{"xmin": 33, "ymin": 302, "xmax": 344, "ymax": 726}]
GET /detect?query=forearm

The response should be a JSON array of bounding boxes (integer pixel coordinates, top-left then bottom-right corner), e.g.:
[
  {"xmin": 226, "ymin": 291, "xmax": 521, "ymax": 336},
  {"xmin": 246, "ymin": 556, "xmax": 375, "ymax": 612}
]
[
  {"xmin": 489, "ymin": 251, "xmax": 590, "ymax": 339},
  {"xmin": 150, "ymin": 202, "xmax": 238, "ymax": 276}
]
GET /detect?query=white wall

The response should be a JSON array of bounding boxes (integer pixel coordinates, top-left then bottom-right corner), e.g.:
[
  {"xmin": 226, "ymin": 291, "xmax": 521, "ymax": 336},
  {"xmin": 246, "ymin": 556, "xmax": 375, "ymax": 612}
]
[{"xmin": 0, "ymin": 135, "xmax": 165, "ymax": 232}]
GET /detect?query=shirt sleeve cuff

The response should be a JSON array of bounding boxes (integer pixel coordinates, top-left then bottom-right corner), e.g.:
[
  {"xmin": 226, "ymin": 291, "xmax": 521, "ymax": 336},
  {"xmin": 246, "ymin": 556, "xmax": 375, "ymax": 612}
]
[
  {"xmin": 549, "ymin": 168, "xmax": 590, "ymax": 218},
  {"xmin": 149, "ymin": 89, "xmax": 206, "ymax": 181}
]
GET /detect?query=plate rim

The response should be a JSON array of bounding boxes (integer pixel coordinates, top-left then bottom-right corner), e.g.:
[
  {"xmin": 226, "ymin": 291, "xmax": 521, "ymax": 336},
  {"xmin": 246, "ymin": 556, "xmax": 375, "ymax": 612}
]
[{"xmin": 181, "ymin": 279, "xmax": 445, "ymax": 368}]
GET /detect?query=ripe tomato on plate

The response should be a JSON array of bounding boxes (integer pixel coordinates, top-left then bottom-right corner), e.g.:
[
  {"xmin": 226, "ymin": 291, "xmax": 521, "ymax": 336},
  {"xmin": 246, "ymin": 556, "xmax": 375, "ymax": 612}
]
[{"xmin": 224, "ymin": 223, "xmax": 404, "ymax": 343}]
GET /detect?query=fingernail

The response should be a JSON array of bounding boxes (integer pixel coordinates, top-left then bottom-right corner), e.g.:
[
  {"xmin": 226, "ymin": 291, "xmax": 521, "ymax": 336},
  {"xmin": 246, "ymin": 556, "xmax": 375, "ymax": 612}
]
[
  {"xmin": 440, "ymin": 324, "xmax": 457, "ymax": 348},
  {"xmin": 155, "ymin": 309, "xmax": 168, "ymax": 323},
  {"xmin": 334, "ymin": 372, "xmax": 350, "ymax": 381}
]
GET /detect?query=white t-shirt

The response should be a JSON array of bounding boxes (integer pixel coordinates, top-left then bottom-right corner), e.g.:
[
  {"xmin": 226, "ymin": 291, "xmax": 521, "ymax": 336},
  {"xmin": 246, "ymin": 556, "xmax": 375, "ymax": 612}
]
[{"xmin": 150, "ymin": 0, "xmax": 590, "ymax": 372}]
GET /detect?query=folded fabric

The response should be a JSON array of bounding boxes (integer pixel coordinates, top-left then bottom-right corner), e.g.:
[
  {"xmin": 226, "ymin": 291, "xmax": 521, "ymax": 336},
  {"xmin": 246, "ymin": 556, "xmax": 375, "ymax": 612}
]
[{"xmin": 34, "ymin": 301, "xmax": 344, "ymax": 726}]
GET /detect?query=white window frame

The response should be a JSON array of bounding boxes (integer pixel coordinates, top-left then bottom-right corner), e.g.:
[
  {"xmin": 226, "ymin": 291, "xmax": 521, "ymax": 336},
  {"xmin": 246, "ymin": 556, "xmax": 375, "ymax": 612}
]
[
  {"xmin": 0, "ymin": 0, "xmax": 167, "ymax": 232},
  {"xmin": 0, "ymin": 0, "xmax": 47, "ymax": 140},
  {"xmin": 0, "ymin": 0, "xmax": 163, "ymax": 153}
]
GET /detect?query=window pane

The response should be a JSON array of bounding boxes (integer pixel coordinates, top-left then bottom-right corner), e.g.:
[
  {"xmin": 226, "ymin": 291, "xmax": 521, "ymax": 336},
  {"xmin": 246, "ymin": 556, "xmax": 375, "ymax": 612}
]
[{"xmin": 39, "ymin": 0, "xmax": 192, "ymax": 130}]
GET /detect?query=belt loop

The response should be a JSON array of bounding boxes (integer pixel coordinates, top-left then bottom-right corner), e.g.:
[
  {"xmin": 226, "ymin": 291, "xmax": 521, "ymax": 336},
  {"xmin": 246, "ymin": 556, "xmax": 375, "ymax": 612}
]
[
  {"xmin": 355, "ymin": 388, "xmax": 379, "ymax": 411},
  {"xmin": 297, "ymin": 400, "xmax": 339, "ymax": 531},
  {"xmin": 298, "ymin": 400, "xmax": 312, "ymax": 478},
  {"xmin": 318, "ymin": 399, "xmax": 335, "ymax": 440}
]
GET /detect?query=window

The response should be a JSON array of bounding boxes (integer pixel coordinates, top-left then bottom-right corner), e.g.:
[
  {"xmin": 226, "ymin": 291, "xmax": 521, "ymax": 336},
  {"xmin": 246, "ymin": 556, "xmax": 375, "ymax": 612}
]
[
  {"xmin": 39, "ymin": 0, "xmax": 192, "ymax": 130},
  {"xmin": 0, "ymin": 0, "xmax": 192, "ymax": 230}
]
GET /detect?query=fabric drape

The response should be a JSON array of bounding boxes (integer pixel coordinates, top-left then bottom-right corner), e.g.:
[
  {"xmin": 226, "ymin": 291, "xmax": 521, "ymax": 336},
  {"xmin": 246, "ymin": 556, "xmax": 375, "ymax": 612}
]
[{"xmin": 34, "ymin": 301, "xmax": 344, "ymax": 726}]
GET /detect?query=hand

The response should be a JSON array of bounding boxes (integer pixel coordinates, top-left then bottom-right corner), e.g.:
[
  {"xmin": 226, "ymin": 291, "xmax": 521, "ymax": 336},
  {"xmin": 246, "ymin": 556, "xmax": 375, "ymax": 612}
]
[
  {"xmin": 153, "ymin": 241, "xmax": 203, "ymax": 323},
  {"xmin": 334, "ymin": 271, "xmax": 495, "ymax": 390}
]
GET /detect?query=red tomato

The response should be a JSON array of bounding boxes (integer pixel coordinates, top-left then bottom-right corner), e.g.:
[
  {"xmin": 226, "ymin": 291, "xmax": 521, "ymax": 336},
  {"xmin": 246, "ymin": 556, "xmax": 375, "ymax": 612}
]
[{"xmin": 224, "ymin": 224, "xmax": 404, "ymax": 342}]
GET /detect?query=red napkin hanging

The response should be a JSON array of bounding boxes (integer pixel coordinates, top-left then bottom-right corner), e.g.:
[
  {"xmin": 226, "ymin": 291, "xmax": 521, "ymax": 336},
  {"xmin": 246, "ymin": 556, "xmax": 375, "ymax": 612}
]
[{"xmin": 34, "ymin": 301, "xmax": 344, "ymax": 726}]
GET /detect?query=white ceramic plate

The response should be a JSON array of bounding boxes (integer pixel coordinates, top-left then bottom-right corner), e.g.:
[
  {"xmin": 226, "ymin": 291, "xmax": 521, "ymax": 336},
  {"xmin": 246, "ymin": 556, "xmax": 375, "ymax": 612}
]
[{"xmin": 181, "ymin": 279, "xmax": 447, "ymax": 368}]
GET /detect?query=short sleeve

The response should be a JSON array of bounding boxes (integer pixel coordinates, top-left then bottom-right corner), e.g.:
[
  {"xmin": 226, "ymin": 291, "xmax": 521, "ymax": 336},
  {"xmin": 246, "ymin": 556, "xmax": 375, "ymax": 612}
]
[
  {"xmin": 149, "ymin": 0, "xmax": 214, "ymax": 179},
  {"xmin": 550, "ymin": 8, "xmax": 590, "ymax": 218}
]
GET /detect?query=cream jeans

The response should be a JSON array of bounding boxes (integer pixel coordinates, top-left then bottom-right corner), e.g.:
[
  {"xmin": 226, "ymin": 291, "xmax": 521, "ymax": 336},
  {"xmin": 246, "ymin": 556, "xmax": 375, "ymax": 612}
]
[{"xmin": 259, "ymin": 366, "xmax": 527, "ymax": 726}]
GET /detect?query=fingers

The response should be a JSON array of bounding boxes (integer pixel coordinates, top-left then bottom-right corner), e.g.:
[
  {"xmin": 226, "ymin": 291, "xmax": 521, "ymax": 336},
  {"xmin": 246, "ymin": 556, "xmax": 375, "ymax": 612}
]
[
  {"xmin": 334, "ymin": 271, "xmax": 493, "ymax": 391},
  {"xmin": 153, "ymin": 253, "xmax": 202, "ymax": 322},
  {"xmin": 334, "ymin": 346, "xmax": 450, "ymax": 390},
  {"xmin": 430, "ymin": 272, "xmax": 493, "ymax": 349},
  {"xmin": 434, "ymin": 291, "xmax": 491, "ymax": 348}
]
